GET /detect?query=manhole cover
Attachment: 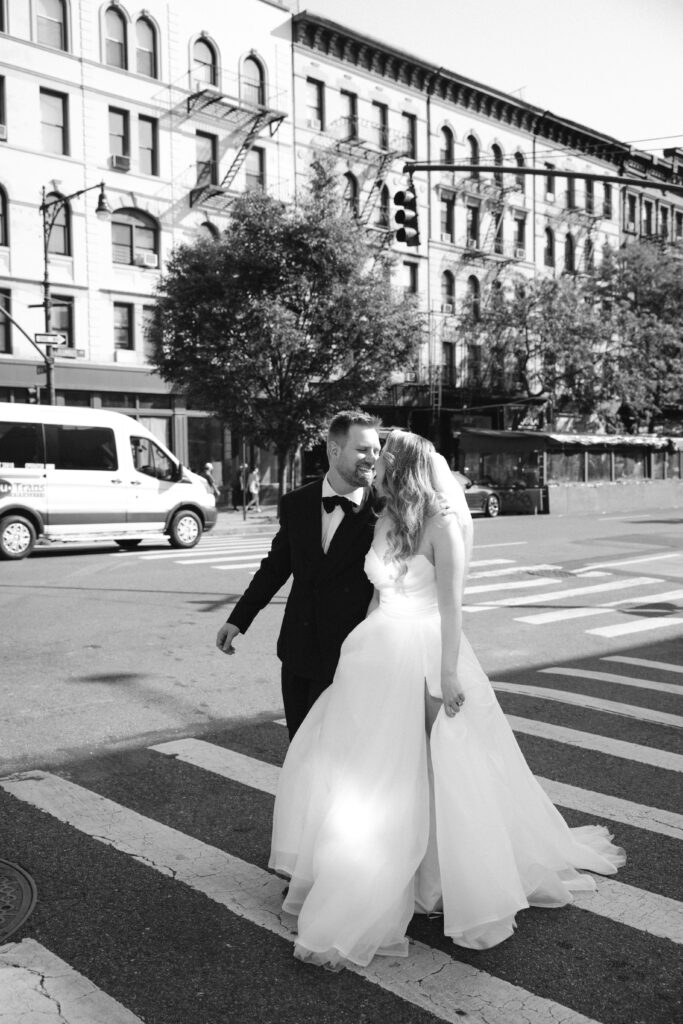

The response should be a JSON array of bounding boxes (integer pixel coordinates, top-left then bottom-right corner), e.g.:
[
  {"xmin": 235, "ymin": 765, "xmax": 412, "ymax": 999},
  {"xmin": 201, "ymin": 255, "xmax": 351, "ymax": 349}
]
[{"xmin": 0, "ymin": 859, "xmax": 37, "ymax": 942}]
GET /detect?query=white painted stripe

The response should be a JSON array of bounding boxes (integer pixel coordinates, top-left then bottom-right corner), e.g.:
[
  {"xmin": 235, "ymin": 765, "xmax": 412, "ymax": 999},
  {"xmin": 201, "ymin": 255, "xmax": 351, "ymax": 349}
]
[
  {"xmin": 588, "ymin": 617, "xmax": 683, "ymax": 638},
  {"xmin": 515, "ymin": 585, "xmax": 680, "ymax": 625},
  {"xmin": 464, "ymin": 605, "xmax": 495, "ymax": 613},
  {"xmin": 492, "ymin": 682, "xmax": 683, "ymax": 729},
  {"xmin": 605, "ymin": 656, "xmax": 683, "ymax": 676},
  {"xmin": 140, "ymin": 547, "xmax": 271, "ymax": 561},
  {"xmin": 468, "ymin": 558, "xmax": 514, "ymax": 567},
  {"xmin": 466, "ymin": 578, "xmax": 564, "ymax": 595},
  {"xmin": 571, "ymin": 878, "xmax": 683, "ymax": 944},
  {"xmin": 212, "ymin": 563, "xmax": 263, "ymax": 571},
  {"xmin": 173, "ymin": 554, "xmax": 270, "ymax": 566},
  {"xmin": 488, "ymin": 577, "xmax": 658, "ymax": 608},
  {"xmin": 581, "ymin": 552, "xmax": 678, "ymax": 572},
  {"xmin": 0, "ymin": 938, "xmax": 144, "ymax": 1023},
  {"xmin": 153, "ymin": 739, "xmax": 683, "ymax": 841},
  {"xmin": 538, "ymin": 667, "xmax": 683, "ymax": 696},
  {"xmin": 468, "ymin": 564, "xmax": 561, "ymax": 580},
  {"xmin": 0, "ymin": 772, "xmax": 604, "ymax": 1024},
  {"xmin": 473, "ymin": 541, "xmax": 528, "ymax": 549}
]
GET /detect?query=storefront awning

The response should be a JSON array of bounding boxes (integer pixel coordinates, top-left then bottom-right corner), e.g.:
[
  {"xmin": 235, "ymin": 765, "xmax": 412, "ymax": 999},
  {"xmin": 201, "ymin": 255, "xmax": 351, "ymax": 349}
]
[{"xmin": 459, "ymin": 428, "xmax": 678, "ymax": 454}]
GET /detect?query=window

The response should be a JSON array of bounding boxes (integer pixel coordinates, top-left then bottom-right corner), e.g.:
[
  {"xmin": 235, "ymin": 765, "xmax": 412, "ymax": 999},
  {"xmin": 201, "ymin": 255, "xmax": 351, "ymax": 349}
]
[
  {"xmin": 494, "ymin": 211, "xmax": 504, "ymax": 254},
  {"xmin": 136, "ymin": 16, "xmax": 157, "ymax": 78},
  {"xmin": 544, "ymin": 227, "xmax": 555, "ymax": 267},
  {"xmin": 492, "ymin": 144, "xmax": 503, "ymax": 186},
  {"xmin": 113, "ymin": 302, "xmax": 134, "ymax": 349},
  {"xmin": 626, "ymin": 193, "xmax": 637, "ymax": 230},
  {"xmin": 40, "ymin": 89, "xmax": 68, "ymax": 154},
  {"xmin": 37, "ymin": 0, "xmax": 66, "ymax": 50},
  {"xmin": 466, "ymin": 343, "xmax": 481, "ymax": 384},
  {"xmin": 108, "ymin": 107, "xmax": 129, "ymax": 158},
  {"xmin": 585, "ymin": 178, "xmax": 594, "ymax": 215},
  {"xmin": 545, "ymin": 164, "xmax": 555, "ymax": 199},
  {"xmin": 467, "ymin": 136, "xmax": 479, "ymax": 178},
  {"xmin": 198, "ymin": 221, "xmax": 219, "ymax": 240},
  {"xmin": 142, "ymin": 305, "xmax": 156, "ymax": 361},
  {"xmin": 131, "ymin": 435, "xmax": 176, "ymax": 481},
  {"xmin": 45, "ymin": 192, "xmax": 70, "ymax": 255},
  {"xmin": 675, "ymin": 211, "xmax": 683, "ymax": 240},
  {"xmin": 440, "ymin": 126, "xmax": 454, "ymax": 163},
  {"xmin": 343, "ymin": 172, "xmax": 358, "ymax": 217},
  {"xmin": 340, "ymin": 90, "xmax": 358, "ymax": 140},
  {"xmin": 402, "ymin": 261, "xmax": 418, "ymax": 295},
  {"xmin": 584, "ymin": 237, "xmax": 594, "ymax": 272},
  {"xmin": 0, "ymin": 289, "xmax": 10, "ymax": 354},
  {"xmin": 467, "ymin": 276, "xmax": 480, "ymax": 321},
  {"xmin": 603, "ymin": 183, "xmax": 612, "ymax": 219},
  {"xmin": 51, "ymin": 295, "xmax": 73, "ymax": 348},
  {"xmin": 466, "ymin": 204, "xmax": 479, "ymax": 247},
  {"xmin": 45, "ymin": 424, "xmax": 118, "ymax": 471},
  {"xmin": 514, "ymin": 214, "xmax": 526, "ymax": 254},
  {"xmin": 0, "ymin": 186, "xmax": 7, "ymax": 247},
  {"xmin": 245, "ymin": 147, "xmax": 265, "ymax": 191},
  {"xmin": 138, "ymin": 116, "xmax": 158, "ymax": 175},
  {"xmin": 564, "ymin": 233, "xmax": 575, "ymax": 273},
  {"xmin": 514, "ymin": 151, "xmax": 525, "ymax": 192},
  {"xmin": 661, "ymin": 206, "xmax": 669, "ymax": 239},
  {"xmin": 105, "ymin": 6, "xmax": 127, "ymax": 69},
  {"xmin": 111, "ymin": 209, "xmax": 158, "ymax": 266},
  {"xmin": 643, "ymin": 200, "xmax": 653, "ymax": 235},
  {"xmin": 440, "ymin": 196, "xmax": 454, "ymax": 240},
  {"xmin": 242, "ymin": 56, "xmax": 264, "ymax": 106},
  {"xmin": 0, "ymin": 75, "xmax": 5, "ymax": 136},
  {"xmin": 441, "ymin": 271, "xmax": 455, "ymax": 309},
  {"xmin": 305, "ymin": 78, "xmax": 324, "ymax": 129},
  {"xmin": 401, "ymin": 112, "xmax": 417, "ymax": 159},
  {"xmin": 371, "ymin": 101, "xmax": 388, "ymax": 150},
  {"xmin": 196, "ymin": 131, "xmax": 217, "ymax": 186},
  {"xmin": 442, "ymin": 341, "xmax": 455, "ymax": 386},
  {"xmin": 0, "ymin": 421, "xmax": 44, "ymax": 467},
  {"xmin": 193, "ymin": 38, "xmax": 217, "ymax": 86},
  {"xmin": 566, "ymin": 176, "xmax": 576, "ymax": 209},
  {"xmin": 376, "ymin": 185, "xmax": 390, "ymax": 228}
]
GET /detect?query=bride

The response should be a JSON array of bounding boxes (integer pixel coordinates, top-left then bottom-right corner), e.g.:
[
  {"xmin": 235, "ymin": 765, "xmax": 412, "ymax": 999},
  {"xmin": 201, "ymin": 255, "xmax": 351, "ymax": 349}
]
[{"xmin": 269, "ymin": 429, "xmax": 625, "ymax": 970}]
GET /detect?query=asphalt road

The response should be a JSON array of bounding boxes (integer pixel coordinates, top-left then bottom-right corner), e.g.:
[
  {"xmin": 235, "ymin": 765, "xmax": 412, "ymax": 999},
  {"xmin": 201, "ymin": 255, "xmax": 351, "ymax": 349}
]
[{"xmin": 0, "ymin": 505, "xmax": 681, "ymax": 1024}]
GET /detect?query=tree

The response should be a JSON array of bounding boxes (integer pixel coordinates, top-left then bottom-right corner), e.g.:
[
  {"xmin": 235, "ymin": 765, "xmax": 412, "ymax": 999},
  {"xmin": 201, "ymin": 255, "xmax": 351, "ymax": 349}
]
[{"xmin": 149, "ymin": 160, "xmax": 422, "ymax": 492}]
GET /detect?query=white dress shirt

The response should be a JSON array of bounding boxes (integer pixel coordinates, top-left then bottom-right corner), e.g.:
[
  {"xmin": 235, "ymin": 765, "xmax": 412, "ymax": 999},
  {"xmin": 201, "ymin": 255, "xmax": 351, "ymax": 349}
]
[{"xmin": 321, "ymin": 476, "xmax": 364, "ymax": 553}]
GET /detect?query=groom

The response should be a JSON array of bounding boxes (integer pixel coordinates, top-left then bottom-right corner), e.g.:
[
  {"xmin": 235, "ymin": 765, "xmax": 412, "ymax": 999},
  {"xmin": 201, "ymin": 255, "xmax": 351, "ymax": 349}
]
[{"xmin": 216, "ymin": 410, "xmax": 382, "ymax": 738}]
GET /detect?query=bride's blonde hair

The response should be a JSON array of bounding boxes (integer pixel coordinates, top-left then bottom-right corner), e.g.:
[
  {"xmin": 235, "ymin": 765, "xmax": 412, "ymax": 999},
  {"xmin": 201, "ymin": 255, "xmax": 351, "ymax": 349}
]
[{"xmin": 381, "ymin": 430, "xmax": 440, "ymax": 576}]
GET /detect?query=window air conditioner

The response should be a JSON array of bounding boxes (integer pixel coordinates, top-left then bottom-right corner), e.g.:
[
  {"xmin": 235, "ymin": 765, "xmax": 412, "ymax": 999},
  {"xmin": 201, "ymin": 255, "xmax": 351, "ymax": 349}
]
[
  {"xmin": 137, "ymin": 252, "xmax": 159, "ymax": 269},
  {"xmin": 194, "ymin": 79, "xmax": 220, "ymax": 94},
  {"xmin": 0, "ymin": 124, "xmax": 7, "ymax": 141},
  {"xmin": 626, "ymin": 221, "xmax": 636, "ymax": 232},
  {"xmin": 441, "ymin": 303, "xmax": 454, "ymax": 314},
  {"xmin": 306, "ymin": 118, "xmax": 322, "ymax": 131},
  {"xmin": 466, "ymin": 237, "xmax": 478, "ymax": 249},
  {"xmin": 440, "ymin": 233, "xmax": 453, "ymax": 243},
  {"xmin": 545, "ymin": 192, "xmax": 555, "ymax": 202},
  {"xmin": 110, "ymin": 154, "xmax": 130, "ymax": 171},
  {"xmin": 514, "ymin": 247, "xmax": 526, "ymax": 260}
]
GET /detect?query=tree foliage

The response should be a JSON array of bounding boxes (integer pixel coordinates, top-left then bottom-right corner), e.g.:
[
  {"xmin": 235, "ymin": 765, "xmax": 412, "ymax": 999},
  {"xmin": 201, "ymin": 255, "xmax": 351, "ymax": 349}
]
[{"xmin": 149, "ymin": 160, "xmax": 422, "ymax": 471}]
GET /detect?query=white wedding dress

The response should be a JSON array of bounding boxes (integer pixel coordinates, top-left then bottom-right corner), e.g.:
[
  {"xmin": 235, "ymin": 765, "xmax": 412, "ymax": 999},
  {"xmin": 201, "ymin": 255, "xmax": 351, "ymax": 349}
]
[{"xmin": 269, "ymin": 512, "xmax": 625, "ymax": 970}]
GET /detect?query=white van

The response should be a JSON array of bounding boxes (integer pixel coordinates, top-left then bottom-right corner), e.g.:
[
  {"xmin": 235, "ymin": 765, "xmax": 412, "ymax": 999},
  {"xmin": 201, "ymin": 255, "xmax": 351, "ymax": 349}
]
[{"xmin": 0, "ymin": 403, "xmax": 217, "ymax": 559}]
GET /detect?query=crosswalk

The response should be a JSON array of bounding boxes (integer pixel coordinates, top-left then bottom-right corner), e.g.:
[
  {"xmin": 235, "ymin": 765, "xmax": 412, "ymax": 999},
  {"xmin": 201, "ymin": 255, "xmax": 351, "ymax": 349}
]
[{"xmin": 1, "ymin": 651, "xmax": 681, "ymax": 1024}]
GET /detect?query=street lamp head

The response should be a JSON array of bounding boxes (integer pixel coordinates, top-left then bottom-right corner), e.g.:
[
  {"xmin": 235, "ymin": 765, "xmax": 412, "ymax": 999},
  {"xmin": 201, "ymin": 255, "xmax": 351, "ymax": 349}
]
[{"xmin": 95, "ymin": 183, "xmax": 112, "ymax": 221}]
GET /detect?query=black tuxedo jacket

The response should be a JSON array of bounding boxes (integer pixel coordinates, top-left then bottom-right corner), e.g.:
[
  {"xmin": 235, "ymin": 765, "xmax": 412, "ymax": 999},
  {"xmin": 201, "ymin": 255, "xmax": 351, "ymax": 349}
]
[{"xmin": 227, "ymin": 478, "xmax": 378, "ymax": 682}]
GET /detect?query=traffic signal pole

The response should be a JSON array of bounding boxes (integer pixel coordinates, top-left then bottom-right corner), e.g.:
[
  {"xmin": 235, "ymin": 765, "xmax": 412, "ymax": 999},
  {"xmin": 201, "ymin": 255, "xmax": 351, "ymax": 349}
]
[{"xmin": 0, "ymin": 305, "xmax": 54, "ymax": 403}]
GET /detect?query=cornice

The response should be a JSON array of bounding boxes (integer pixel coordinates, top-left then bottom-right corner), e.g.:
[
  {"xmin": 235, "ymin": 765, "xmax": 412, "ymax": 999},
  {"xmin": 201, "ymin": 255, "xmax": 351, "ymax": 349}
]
[{"xmin": 292, "ymin": 11, "xmax": 682, "ymax": 188}]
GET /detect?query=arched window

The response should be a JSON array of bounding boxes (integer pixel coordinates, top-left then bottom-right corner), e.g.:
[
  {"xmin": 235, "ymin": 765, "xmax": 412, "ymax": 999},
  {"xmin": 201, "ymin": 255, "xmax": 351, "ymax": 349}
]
[
  {"xmin": 492, "ymin": 144, "xmax": 504, "ymax": 186},
  {"xmin": 441, "ymin": 271, "xmax": 455, "ymax": 309},
  {"xmin": 343, "ymin": 172, "xmax": 359, "ymax": 218},
  {"xmin": 544, "ymin": 227, "xmax": 555, "ymax": 268},
  {"xmin": 193, "ymin": 38, "xmax": 218, "ymax": 86},
  {"xmin": 439, "ymin": 126, "xmax": 454, "ymax": 163},
  {"xmin": 37, "ymin": 0, "xmax": 67, "ymax": 50},
  {"xmin": 136, "ymin": 16, "xmax": 157, "ymax": 78},
  {"xmin": 0, "ymin": 186, "xmax": 8, "ymax": 247},
  {"xmin": 45, "ymin": 192, "xmax": 71, "ymax": 255},
  {"xmin": 467, "ymin": 275, "xmax": 481, "ymax": 321},
  {"xmin": 584, "ymin": 237, "xmax": 594, "ymax": 272},
  {"xmin": 376, "ymin": 185, "xmax": 390, "ymax": 228},
  {"xmin": 467, "ymin": 135, "xmax": 479, "ymax": 178},
  {"xmin": 242, "ymin": 55, "xmax": 265, "ymax": 106},
  {"xmin": 105, "ymin": 6, "xmax": 127, "ymax": 69},
  {"xmin": 112, "ymin": 208, "xmax": 159, "ymax": 267},
  {"xmin": 199, "ymin": 221, "xmax": 219, "ymax": 240},
  {"xmin": 514, "ymin": 151, "xmax": 525, "ymax": 193},
  {"xmin": 564, "ymin": 233, "xmax": 575, "ymax": 273}
]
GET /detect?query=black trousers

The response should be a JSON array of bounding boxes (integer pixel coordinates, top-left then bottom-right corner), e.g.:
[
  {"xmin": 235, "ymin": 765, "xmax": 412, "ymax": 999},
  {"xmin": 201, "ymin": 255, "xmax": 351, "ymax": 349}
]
[{"xmin": 281, "ymin": 664, "xmax": 332, "ymax": 739}]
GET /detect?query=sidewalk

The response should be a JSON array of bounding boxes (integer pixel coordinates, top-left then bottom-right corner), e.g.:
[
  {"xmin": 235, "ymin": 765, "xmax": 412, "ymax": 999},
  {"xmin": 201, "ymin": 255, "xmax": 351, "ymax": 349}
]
[{"xmin": 211, "ymin": 505, "xmax": 279, "ymax": 536}]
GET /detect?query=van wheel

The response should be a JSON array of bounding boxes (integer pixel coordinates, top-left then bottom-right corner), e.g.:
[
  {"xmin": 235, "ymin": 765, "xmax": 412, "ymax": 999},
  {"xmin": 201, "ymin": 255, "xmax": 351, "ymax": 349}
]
[
  {"xmin": 115, "ymin": 539, "xmax": 142, "ymax": 550},
  {"xmin": 0, "ymin": 515, "xmax": 37, "ymax": 560},
  {"xmin": 169, "ymin": 510, "xmax": 202, "ymax": 549}
]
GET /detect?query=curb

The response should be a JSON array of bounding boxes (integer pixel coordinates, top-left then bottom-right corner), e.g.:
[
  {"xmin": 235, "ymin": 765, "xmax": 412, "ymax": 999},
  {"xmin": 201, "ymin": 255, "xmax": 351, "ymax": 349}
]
[{"xmin": 211, "ymin": 508, "xmax": 279, "ymax": 536}]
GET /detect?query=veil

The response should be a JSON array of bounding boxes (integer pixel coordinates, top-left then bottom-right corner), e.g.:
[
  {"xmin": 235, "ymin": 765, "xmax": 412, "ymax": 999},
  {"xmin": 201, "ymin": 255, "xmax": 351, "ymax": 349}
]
[{"xmin": 429, "ymin": 451, "xmax": 474, "ymax": 579}]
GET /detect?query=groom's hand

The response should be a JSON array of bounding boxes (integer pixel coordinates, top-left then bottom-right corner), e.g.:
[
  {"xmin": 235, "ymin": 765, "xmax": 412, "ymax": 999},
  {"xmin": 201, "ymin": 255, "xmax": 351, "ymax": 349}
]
[{"xmin": 216, "ymin": 621, "xmax": 241, "ymax": 655}]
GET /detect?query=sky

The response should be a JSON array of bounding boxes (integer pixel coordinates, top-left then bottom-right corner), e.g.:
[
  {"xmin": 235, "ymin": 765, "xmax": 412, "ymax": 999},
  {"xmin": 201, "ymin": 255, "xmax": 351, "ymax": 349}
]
[{"xmin": 294, "ymin": 0, "xmax": 683, "ymax": 156}]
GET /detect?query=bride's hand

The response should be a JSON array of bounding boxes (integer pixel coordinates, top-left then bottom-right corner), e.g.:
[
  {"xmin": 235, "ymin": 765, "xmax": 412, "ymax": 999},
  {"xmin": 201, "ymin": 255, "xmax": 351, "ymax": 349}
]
[{"xmin": 442, "ymin": 677, "xmax": 465, "ymax": 716}]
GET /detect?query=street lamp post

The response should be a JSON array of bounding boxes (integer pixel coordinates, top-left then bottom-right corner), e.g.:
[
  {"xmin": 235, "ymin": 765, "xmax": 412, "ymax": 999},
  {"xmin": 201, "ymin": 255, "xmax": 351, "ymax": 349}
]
[{"xmin": 39, "ymin": 181, "xmax": 111, "ymax": 404}]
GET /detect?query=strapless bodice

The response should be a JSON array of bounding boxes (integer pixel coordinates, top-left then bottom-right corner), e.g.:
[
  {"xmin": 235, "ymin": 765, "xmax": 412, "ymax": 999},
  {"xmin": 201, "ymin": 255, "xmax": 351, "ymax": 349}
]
[{"xmin": 364, "ymin": 546, "xmax": 438, "ymax": 617}]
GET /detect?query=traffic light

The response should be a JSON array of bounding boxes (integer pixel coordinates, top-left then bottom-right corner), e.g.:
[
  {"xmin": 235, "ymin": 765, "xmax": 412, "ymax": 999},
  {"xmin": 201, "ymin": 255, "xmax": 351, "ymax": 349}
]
[
  {"xmin": 394, "ymin": 181, "xmax": 420, "ymax": 246},
  {"xmin": 26, "ymin": 386, "xmax": 39, "ymax": 404}
]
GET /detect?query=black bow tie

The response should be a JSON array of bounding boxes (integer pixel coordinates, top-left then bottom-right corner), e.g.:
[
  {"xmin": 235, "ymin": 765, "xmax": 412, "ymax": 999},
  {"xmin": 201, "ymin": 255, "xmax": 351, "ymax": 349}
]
[{"xmin": 322, "ymin": 495, "xmax": 355, "ymax": 515}]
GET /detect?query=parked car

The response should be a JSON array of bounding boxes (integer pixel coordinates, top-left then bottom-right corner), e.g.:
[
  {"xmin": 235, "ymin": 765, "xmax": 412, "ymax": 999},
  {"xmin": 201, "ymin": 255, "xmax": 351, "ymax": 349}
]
[{"xmin": 452, "ymin": 471, "xmax": 501, "ymax": 517}]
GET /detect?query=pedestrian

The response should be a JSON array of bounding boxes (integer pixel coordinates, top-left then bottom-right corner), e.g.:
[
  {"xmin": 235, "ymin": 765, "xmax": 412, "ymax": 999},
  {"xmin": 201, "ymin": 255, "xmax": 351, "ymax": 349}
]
[
  {"xmin": 201, "ymin": 461, "xmax": 221, "ymax": 501},
  {"xmin": 269, "ymin": 429, "xmax": 626, "ymax": 970},
  {"xmin": 216, "ymin": 410, "xmax": 382, "ymax": 738},
  {"xmin": 245, "ymin": 467, "xmax": 261, "ymax": 512}
]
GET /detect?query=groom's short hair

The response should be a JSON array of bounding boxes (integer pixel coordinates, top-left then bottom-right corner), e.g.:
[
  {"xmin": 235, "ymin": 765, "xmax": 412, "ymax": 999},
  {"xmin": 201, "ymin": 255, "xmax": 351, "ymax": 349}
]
[{"xmin": 327, "ymin": 410, "xmax": 382, "ymax": 446}]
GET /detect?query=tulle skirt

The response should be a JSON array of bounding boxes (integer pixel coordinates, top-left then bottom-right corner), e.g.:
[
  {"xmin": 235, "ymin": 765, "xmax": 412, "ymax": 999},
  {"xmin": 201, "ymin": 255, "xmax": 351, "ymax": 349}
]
[{"xmin": 269, "ymin": 606, "xmax": 625, "ymax": 969}]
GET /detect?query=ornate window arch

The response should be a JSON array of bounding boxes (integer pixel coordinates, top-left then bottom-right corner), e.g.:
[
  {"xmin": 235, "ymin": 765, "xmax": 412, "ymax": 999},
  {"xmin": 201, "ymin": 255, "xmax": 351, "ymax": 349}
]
[
  {"xmin": 241, "ymin": 53, "xmax": 266, "ymax": 106},
  {"xmin": 37, "ymin": 0, "xmax": 69, "ymax": 51},
  {"xmin": 467, "ymin": 134, "xmax": 480, "ymax": 178},
  {"xmin": 564, "ymin": 232, "xmax": 575, "ymax": 273},
  {"xmin": 343, "ymin": 172, "xmax": 359, "ymax": 217},
  {"xmin": 135, "ymin": 14, "xmax": 158, "ymax": 78},
  {"xmin": 439, "ymin": 125, "xmax": 454, "ymax": 163},
  {"xmin": 191, "ymin": 35, "xmax": 220, "ymax": 87},
  {"xmin": 376, "ymin": 184, "xmax": 390, "ymax": 228},
  {"xmin": 199, "ymin": 221, "xmax": 219, "ymax": 240},
  {"xmin": 111, "ymin": 207, "xmax": 159, "ymax": 266},
  {"xmin": 514, "ymin": 151, "xmax": 525, "ymax": 192},
  {"xmin": 441, "ymin": 270, "xmax": 455, "ymax": 307},
  {"xmin": 467, "ymin": 274, "xmax": 481, "ymax": 320},
  {"xmin": 104, "ymin": 3, "xmax": 128, "ymax": 69},
  {"xmin": 491, "ymin": 143, "xmax": 504, "ymax": 186},
  {"xmin": 544, "ymin": 227, "xmax": 555, "ymax": 268},
  {"xmin": 45, "ymin": 192, "xmax": 71, "ymax": 256}
]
